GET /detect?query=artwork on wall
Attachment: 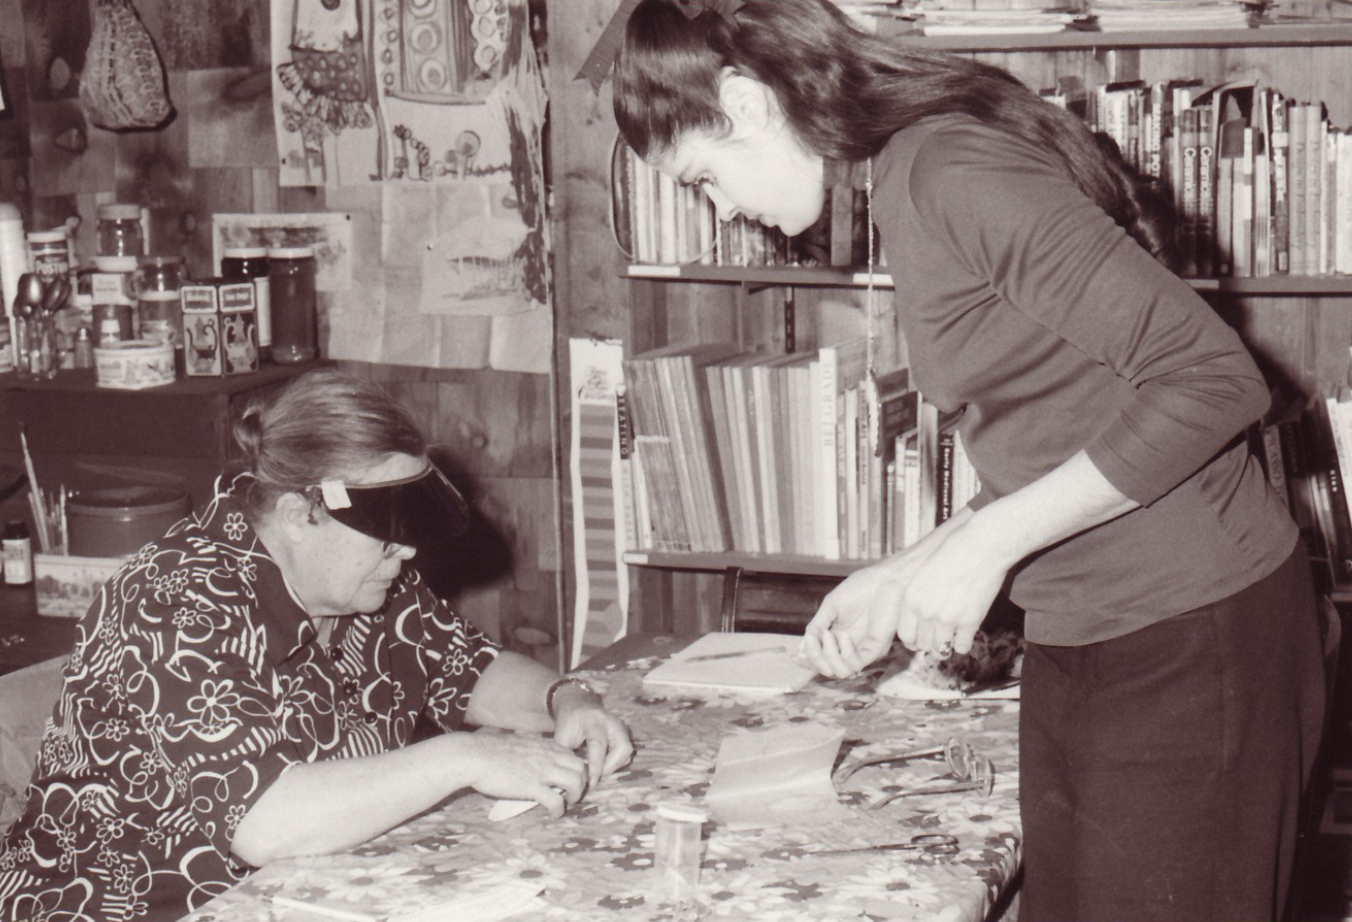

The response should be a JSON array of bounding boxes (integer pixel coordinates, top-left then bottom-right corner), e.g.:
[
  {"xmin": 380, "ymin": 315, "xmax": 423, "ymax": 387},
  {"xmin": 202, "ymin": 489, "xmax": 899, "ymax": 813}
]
[{"xmin": 269, "ymin": 0, "xmax": 550, "ymax": 368}]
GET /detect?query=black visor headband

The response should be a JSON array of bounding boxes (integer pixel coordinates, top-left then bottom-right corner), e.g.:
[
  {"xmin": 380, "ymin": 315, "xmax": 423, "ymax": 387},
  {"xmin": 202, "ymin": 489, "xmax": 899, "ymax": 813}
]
[{"xmin": 309, "ymin": 464, "xmax": 470, "ymax": 547}]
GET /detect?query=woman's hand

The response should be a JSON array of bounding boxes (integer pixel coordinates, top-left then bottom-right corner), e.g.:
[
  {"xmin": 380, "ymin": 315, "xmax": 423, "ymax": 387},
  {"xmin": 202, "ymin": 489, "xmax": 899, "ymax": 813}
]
[
  {"xmin": 802, "ymin": 509, "xmax": 968, "ymax": 677},
  {"xmin": 550, "ymin": 687, "xmax": 634, "ymax": 789},
  {"xmin": 451, "ymin": 729, "xmax": 590, "ymax": 818}
]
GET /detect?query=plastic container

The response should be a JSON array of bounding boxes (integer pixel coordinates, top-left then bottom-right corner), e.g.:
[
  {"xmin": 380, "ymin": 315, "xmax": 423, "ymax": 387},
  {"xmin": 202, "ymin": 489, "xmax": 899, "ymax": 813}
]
[
  {"xmin": 222, "ymin": 247, "xmax": 271, "ymax": 356},
  {"xmin": 66, "ymin": 487, "xmax": 190, "ymax": 557},
  {"xmin": 653, "ymin": 802, "xmax": 707, "ymax": 903},
  {"xmin": 96, "ymin": 203, "xmax": 144, "ymax": 257},
  {"xmin": 267, "ymin": 247, "xmax": 317, "ymax": 364}
]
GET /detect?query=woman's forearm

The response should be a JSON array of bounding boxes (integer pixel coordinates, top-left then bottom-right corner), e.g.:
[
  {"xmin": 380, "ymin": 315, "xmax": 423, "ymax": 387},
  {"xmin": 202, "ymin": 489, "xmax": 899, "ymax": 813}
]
[
  {"xmin": 230, "ymin": 732, "xmax": 476, "ymax": 866},
  {"xmin": 966, "ymin": 449, "xmax": 1138, "ymax": 568}
]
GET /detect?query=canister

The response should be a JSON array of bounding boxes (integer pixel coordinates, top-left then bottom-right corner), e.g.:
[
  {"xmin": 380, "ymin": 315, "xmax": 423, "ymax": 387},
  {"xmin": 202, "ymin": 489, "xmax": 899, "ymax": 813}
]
[
  {"xmin": 93, "ymin": 339, "xmax": 175, "ymax": 389},
  {"xmin": 26, "ymin": 230, "xmax": 70, "ymax": 284},
  {"xmin": 222, "ymin": 247, "xmax": 271, "ymax": 358},
  {"xmin": 219, "ymin": 280, "xmax": 259, "ymax": 375},
  {"xmin": 66, "ymin": 486, "xmax": 190, "ymax": 557},
  {"xmin": 180, "ymin": 279, "xmax": 223, "ymax": 376}
]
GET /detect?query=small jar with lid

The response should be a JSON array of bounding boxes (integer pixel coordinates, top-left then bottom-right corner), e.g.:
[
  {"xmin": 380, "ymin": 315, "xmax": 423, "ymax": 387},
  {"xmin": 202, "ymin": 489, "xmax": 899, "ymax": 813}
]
[
  {"xmin": 27, "ymin": 230, "xmax": 71, "ymax": 284},
  {"xmin": 97, "ymin": 203, "xmax": 145, "ymax": 258},
  {"xmin": 91, "ymin": 255, "xmax": 139, "ymax": 346},
  {"xmin": 222, "ymin": 247, "xmax": 271, "ymax": 360},
  {"xmin": 267, "ymin": 247, "xmax": 317, "ymax": 364},
  {"xmin": 136, "ymin": 255, "xmax": 185, "ymax": 352}
]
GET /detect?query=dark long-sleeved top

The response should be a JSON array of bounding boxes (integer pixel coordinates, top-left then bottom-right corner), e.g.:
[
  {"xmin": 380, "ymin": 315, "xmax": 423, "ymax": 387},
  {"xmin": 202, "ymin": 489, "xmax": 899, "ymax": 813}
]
[
  {"xmin": 870, "ymin": 114, "xmax": 1297, "ymax": 645},
  {"xmin": 0, "ymin": 478, "xmax": 500, "ymax": 921}
]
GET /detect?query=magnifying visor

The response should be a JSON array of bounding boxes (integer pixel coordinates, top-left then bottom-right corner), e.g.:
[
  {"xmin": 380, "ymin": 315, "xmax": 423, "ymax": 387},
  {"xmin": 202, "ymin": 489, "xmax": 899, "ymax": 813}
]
[{"xmin": 310, "ymin": 463, "xmax": 470, "ymax": 548}]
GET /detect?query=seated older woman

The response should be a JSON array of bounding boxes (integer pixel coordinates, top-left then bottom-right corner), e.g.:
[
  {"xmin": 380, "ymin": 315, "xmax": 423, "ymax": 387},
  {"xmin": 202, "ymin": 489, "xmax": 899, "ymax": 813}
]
[{"xmin": 0, "ymin": 368, "xmax": 633, "ymax": 922}]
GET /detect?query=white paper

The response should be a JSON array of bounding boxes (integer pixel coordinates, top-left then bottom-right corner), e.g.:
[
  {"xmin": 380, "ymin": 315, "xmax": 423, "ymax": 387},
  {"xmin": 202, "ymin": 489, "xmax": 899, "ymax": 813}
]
[
  {"xmin": 643, "ymin": 633, "xmax": 817, "ymax": 695},
  {"xmin": 706, "ymin": 724, "xmax": 851, "ymax": 827}
]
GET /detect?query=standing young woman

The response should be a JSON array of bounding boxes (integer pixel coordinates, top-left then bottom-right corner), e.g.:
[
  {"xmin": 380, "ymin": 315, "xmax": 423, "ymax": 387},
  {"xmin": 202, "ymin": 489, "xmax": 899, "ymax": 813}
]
[{"xmin": 610, "ymin": 1, "xmax": 1327, "ymax": 919}]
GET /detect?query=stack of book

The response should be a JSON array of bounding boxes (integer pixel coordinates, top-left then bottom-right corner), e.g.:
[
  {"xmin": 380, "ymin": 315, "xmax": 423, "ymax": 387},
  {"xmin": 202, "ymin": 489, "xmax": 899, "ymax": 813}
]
[
  {"xmin": 1088, "ymin": 0, "xmax": 1253, "ymax": 31},
  {"xmin": 619, "ymin": 341, "xmax": 977, "ymax": 560},
  {"xmin": 1046, "ymin": 77, "xmax": 1352, "ymax": 278},
  {"xmin": 1251, "ymin": 378, "xmax": 1352, "ymax": 597},
  {"xmin": 614, "ymin": 146, "xmax": 875, "ymax": 268}
]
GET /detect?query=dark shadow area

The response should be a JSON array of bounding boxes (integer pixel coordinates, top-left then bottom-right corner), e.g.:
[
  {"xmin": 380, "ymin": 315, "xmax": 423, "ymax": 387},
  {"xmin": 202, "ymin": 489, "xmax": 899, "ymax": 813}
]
[{"xmin": 412, "ymin": 448, "xmax": 515, "ymax": 604}]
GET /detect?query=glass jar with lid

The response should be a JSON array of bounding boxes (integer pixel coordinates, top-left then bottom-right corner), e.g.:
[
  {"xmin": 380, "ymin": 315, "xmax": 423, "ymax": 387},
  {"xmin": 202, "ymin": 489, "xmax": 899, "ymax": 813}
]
[
  {"xmin": 136, "ymin": 255, "xmax": 185, "ymax": 353},
  {"xmin": 267, "ymin": 247, "xmax": 317, "ymax": 364},
  {"xmin": 222, "ymin": 247, "xmax": 271, "ymax": 359},
  {"xmin": 97, "ymin": 203, "xmax": 144, "ymax": 258},
  {"xmin": 91, "ymin": 255, "xmax": 139, "ymax": 346}
]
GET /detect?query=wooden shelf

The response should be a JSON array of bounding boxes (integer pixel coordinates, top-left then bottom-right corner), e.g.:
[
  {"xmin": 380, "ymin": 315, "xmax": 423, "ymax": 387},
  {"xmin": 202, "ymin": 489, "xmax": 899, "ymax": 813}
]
[
  {"xmin": 872, "ymin": 20, "xmax": 1352, "ymax": 51},
  {"xmin": 623, "ymin": 550, "xmax": 869, "ymax": 579},
  {"xmin": 628, "ymin": 264, "xmax": 1352, "ymax": 295}
]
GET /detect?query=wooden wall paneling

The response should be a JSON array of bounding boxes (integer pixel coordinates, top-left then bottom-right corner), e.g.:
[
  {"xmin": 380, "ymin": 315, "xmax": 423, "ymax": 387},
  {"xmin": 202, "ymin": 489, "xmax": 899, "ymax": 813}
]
[
  {"xmin": 1308, "ymin": 298, "xmax": 1352, "ymax": 390},
  {"xmin": 26, "ymin": 98, "xmax": 114, "ymax": 201},
  {"xmin": 184, "ymin": 67, "xmax": 278, "ymax": 172},
  {"xmin": 133, "ymin": 0, "xmax": 269, "ymax": 72},
  {"xmin": 1213, "ymin": 295, "xmax": 1312, "ymax": 400},
  {"xmin": 20, "ymin": 0, "xmax": 89, "ymax": 104},
  {"xmin": 629, "ymin": 278, "xmax": 669, "ymax": 355},
  {"xmin": 0, "ymin": 0, "xmax": 26, "ymax": 71}
]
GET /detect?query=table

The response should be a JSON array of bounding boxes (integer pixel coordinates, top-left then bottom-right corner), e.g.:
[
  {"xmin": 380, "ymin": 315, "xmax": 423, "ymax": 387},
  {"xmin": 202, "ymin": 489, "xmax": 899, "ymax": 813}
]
[
  {"xmin": 0, "ymin": 584, "xmax": 75, "ymax": 675},
  {"xmin": 188, "ymin": 634, "xmax": 1022, "ymax": 922}
]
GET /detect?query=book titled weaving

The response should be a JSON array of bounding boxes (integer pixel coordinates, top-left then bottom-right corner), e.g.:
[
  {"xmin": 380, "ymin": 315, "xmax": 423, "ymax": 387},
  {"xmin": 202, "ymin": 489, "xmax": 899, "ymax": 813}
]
[{"xmin": 642, "ymin": 632, "xmax": 817, "ymax": 695}]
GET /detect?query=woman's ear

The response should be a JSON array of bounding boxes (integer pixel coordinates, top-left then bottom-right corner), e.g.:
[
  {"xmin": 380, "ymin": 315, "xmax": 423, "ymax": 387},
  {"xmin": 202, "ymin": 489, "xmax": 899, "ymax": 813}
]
[
  {"xmin": 274, "ymin": 491, "xmax": 318, "ymax": 542},
  {"xmin": 717, "ymin": 68, "xmax": 774, "ymax": 138}
]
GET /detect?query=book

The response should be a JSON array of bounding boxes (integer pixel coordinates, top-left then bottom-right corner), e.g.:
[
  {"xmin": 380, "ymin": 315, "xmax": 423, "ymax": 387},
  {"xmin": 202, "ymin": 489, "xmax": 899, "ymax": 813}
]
[
  {"xmin": 1306, "ymin": 103, "xmax": 1324, "ymax": 275},
  {"xmin": 642, "ymin": 632, "xmax": 817, "ymax": 695},
  {"xmin": 1269, "ymin": 90, "xmax": 1290, "ymax": 274}
]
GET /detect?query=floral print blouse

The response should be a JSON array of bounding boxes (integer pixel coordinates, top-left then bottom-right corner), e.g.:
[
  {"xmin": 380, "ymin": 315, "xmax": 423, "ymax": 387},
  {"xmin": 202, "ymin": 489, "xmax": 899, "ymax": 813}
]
[{"xmin": 0, "ymin": 478, "xmax": 500, "ymax": 922}]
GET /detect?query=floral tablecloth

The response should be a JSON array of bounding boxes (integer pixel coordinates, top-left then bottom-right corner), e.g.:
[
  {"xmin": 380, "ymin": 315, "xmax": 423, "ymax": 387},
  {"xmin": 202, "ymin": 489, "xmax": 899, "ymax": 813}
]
[{"xmin": 188, "ymin": 636, "xmax": 1021, "ymax": 922}]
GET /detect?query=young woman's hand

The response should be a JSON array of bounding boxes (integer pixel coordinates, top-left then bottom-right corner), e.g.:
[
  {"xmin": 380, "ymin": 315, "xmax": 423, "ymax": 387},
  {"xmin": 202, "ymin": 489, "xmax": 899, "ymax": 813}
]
[
  {"xmin": 549, "ymin": 689, "xmax": 634, "ymax": 789},
  {"xmin": 801, "ymin": 517, "xmax": 955, "ymax": 677}
]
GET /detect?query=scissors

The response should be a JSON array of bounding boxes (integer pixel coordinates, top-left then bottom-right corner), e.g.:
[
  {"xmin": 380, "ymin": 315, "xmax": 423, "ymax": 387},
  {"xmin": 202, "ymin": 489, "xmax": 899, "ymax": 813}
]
[{"xmin": 805, "ymin": 834, "xmax": 960, "ymax": 857}]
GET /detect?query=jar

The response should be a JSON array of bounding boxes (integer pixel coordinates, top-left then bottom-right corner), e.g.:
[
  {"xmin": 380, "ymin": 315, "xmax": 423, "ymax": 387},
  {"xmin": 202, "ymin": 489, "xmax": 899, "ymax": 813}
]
[
  {"xmin": 15, "ymin": 311, "xmax": 58, "ymax": 380},
  {"xmin": 91, "ymin": 255, "xmax": 139, "ymax": 346},
  {"xmin": 27, "ymin": 230, "xmax": 71, "ymax": 284},
  {"xmin": 221, "ymin": 247, "xmax": 271, "ymax": 357},
  {"xmin": 97, "ymin": 203, "xmax": 144, "ymax": 257},
  {"xmin": 2, "ymin": 520, "xmax": 33, "ymax": 586},
  {"xmin": 137, "ymin": 256, "xmax": 184, "ymax": 352},
  {"xmin": 267, "ymin": 247, "xmax": 317, "ymax": 364}
]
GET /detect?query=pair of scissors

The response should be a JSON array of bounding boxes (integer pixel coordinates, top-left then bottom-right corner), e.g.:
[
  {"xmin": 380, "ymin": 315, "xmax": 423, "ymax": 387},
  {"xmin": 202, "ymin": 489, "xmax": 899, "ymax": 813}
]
[{"xmin": 805, "ymin": 834, "xmax": 960, "ymax": 857}]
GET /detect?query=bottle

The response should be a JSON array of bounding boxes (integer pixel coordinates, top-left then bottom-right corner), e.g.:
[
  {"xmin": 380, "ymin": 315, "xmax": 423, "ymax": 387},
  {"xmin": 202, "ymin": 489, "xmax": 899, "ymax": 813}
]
[
  {"xmin": 96, "ymin": 203, "xmax": 145, "ymax": 257},
  {"xmin": 2, "ymin": 521, "xmax": 33, "ymax": 586},
  {"xmin": 221, "ymin": 247, "xmax": 271, "ymax": 361},
  {"xmin": 267, "ymin": 247, "xmax": 317, "ymax": 364},
  {"xmin": 73, "ymin": 325, "xmax": 94, "ymax": 368},
  {"xmin": 0, "ymin": 202, "xmax": 27, "ymax": 338}
]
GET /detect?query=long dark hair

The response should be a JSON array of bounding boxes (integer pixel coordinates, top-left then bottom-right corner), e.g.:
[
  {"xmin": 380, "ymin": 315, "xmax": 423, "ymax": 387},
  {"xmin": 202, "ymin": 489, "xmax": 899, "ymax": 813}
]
[{"xmin": 614, "ymin": 0, "xmax": 1179, "ymax": 268}]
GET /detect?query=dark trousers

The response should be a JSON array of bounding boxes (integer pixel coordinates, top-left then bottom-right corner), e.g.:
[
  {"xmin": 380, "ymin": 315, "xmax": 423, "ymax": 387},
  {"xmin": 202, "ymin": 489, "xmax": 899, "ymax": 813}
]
[{"xmin": 1018, "ymin": 547, "xmax": 1327, "ymax": 922}]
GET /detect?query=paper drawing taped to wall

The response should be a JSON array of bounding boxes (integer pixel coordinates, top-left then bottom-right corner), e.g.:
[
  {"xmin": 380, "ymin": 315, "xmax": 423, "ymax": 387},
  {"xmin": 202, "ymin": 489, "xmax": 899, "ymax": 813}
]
[
  {"xmin": 270, "ymin": 0, "xmax": 540, "ymax": 188},
  {"xmin": 270, "ymin": 0, "xmax": 550, "ymax": 323}
]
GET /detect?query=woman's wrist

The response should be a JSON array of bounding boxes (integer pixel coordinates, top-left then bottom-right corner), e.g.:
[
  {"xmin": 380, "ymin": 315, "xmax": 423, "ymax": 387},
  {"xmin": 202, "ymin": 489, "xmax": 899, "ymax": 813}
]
[{"xmin": 545, "ymin": 677, "xmax": 601, "ymax": 721}]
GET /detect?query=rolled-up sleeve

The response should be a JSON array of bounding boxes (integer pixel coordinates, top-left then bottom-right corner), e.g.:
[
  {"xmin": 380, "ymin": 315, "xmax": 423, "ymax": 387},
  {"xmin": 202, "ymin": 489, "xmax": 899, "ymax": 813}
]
[{"xmin": 908, "ymin": 123, "xmax": 1269, "ymax": 507}]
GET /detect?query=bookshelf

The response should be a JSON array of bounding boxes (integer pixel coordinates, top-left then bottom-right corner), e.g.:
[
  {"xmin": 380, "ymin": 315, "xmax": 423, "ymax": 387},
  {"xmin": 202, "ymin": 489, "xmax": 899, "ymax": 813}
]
[{"xmin": 549, "ymin": 5, "xmax": 1352, "ymax": 636}]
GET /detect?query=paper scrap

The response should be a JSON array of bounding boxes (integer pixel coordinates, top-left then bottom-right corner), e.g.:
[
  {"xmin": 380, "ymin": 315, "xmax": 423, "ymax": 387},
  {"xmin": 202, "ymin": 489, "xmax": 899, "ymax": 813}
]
[
  {"xmin": 487, "ymin": 799, "xmax": 538, "ymax": 822},
  {"xmin": 706, "ymin": 724, "xmax": 851, "ymax": 827}
]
